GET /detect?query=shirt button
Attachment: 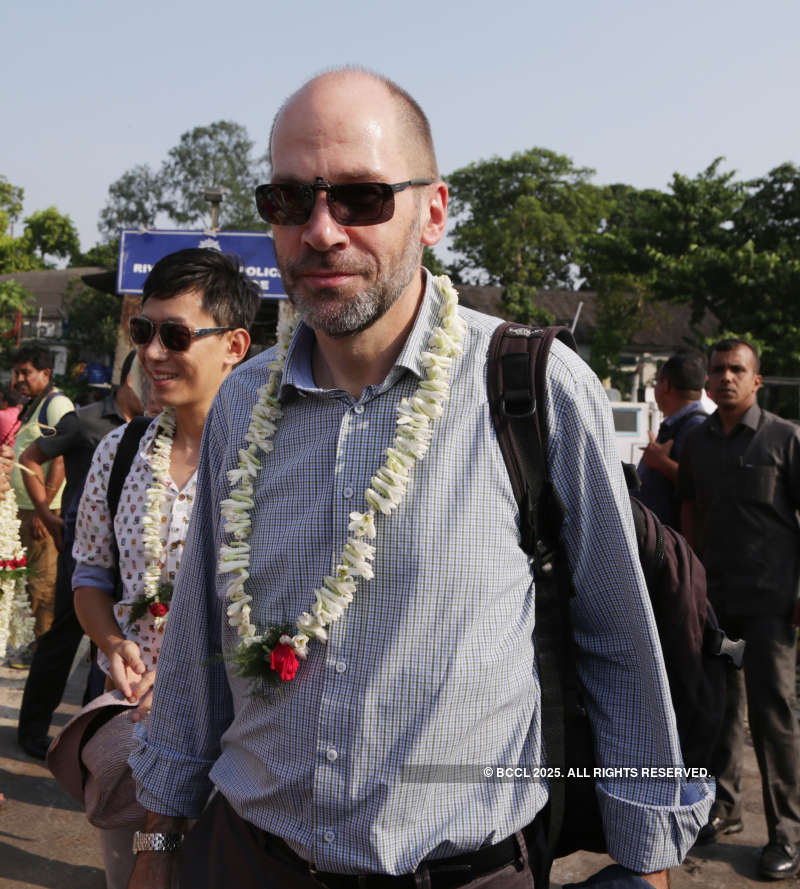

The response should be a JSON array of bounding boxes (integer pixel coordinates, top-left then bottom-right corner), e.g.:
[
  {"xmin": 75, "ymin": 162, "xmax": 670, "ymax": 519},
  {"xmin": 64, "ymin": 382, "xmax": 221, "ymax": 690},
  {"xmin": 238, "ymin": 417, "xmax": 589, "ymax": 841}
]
[
  {"xmin": 353, "ymin": 404, "xmax": 365, "ymax": 415},
  {"xmin": 324, "ymin": 830, "xmax": 335, "ymax": 843},
  {"xmin": 342, "ymin": 486, "xmax": 354, "ymax": 499},
  {"xmin": 335, "ymin": 661, "xmax": 346, "ymax": 673},
  {"xmin": 326, "ymin": 748, "xmax": 338, "ymax": 762}
]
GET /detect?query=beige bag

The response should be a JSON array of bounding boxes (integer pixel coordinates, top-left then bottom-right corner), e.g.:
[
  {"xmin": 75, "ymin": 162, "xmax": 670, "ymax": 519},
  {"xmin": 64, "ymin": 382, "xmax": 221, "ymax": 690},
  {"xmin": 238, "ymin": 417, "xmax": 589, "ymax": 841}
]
[{"xmin": 46, "ymin": 690, "xmax": 147, "ymax": 829}]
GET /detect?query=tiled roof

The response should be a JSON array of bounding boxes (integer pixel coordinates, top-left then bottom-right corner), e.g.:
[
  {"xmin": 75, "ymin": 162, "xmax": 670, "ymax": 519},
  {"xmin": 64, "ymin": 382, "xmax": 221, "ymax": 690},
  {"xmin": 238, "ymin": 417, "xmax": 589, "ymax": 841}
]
[{"xmin": 0, "ymin": 267, "xmax": 107, "ymax": 319}]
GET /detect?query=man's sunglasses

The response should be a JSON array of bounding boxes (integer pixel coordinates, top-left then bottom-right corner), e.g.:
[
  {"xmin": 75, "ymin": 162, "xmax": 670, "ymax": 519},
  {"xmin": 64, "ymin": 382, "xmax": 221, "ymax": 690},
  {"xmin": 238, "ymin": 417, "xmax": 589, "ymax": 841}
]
[
  {"xmin": 254, "ymin": 177, "xmax": 436, "ymax": 227},
  {"xmin": 129, "ymin": 316, "xmax": 235, "ymax": 352}
]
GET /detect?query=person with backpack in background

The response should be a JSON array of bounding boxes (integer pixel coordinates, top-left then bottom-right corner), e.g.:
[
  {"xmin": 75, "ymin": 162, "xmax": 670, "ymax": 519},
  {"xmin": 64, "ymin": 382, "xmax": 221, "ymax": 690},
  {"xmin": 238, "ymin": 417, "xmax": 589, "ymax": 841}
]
[
  {"xmin": 635, "ymin": 352, "xmax": 708, "ymax": 530},
  {"xmin": 679, "ymin": 338, "xmax": 800, "ymax": 880},
  {"xmin": 60, "ymin": 248, "xmax": 260, "ymax": 889},
  {"xmin": 66, "ymin": 248, "xmax": 258, "ymax": 889},
  {"xmin": 126, "ymin": 69, "xmax": 711, "ymax": 889},
  {"xmin": 7, "ymin": 345, "xmax": 74, "ymax": 663},
  {"xmin": 15, "ymin": 350, "xmax": 145, "ymax": 760}
]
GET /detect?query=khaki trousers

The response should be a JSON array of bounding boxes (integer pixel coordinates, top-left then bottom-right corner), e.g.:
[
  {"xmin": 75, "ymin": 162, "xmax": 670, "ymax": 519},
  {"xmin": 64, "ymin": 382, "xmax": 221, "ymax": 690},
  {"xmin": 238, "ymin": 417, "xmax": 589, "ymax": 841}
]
[{"xmin": 18, "ymin": 508, "xmax": 60, "ymax": 639}]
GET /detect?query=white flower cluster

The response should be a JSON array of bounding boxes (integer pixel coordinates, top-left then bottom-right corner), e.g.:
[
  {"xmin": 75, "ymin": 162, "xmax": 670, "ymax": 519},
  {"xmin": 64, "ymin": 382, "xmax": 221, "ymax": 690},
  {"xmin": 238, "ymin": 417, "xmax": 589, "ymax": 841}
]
[
  {"xmin": 0, "ymin": 486, "xmax": 33, "ymax": 660},
  {"xmin": 220, "ymin": 313, "xmax": 298, "ymax": 648},
  {"xmin": 138, "ymin": 409, "xmax": 176, "ymax": 629},
  {"xmin": 218, "ymin": 277, "xmax": 466, "ymax": 672}
]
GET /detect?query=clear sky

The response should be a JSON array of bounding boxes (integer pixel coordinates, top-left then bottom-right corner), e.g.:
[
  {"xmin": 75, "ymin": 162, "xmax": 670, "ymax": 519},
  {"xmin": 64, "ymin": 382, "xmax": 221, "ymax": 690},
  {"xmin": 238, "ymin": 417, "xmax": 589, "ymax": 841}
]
[{"xmin": 3, "ymin": 0, "xmax": 798, "ymax": 256}]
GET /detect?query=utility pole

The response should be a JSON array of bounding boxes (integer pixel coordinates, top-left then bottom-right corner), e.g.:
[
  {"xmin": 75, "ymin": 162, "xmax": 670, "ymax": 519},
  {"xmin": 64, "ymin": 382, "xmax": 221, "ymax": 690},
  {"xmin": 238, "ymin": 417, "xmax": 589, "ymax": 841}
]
[{"xmin": 203, "ymin": 187, "xmax": 228, "ymax": 233}]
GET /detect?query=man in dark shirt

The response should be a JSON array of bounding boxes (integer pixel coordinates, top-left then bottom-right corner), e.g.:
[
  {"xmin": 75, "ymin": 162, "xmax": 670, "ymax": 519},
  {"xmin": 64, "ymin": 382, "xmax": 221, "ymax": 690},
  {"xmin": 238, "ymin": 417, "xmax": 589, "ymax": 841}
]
[
  {"xmin": 16, "ymin": 351, "xmax": 143, "ymax": 759},
  {"xmin": 636, "ymin": 351, "xmax": 707, "ymax": 529},
  {"xmin": 678, "ymin": 338, "xmax": 800, "ymax": 879}
]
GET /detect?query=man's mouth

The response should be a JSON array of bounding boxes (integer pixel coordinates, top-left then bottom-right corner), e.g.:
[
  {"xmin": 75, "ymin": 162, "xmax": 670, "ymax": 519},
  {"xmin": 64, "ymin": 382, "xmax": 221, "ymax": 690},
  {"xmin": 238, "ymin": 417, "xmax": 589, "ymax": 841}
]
[{"xmin": 149, "ymin": 372, "xmax": 179, "ymax": 383}]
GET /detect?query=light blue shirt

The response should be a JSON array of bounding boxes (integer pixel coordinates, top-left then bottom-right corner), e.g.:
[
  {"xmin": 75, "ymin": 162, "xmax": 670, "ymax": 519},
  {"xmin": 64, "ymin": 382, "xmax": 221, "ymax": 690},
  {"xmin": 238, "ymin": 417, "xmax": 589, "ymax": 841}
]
[{"xmin": 130, "ymin": 272, "xmax": 711, "ymax": 874}]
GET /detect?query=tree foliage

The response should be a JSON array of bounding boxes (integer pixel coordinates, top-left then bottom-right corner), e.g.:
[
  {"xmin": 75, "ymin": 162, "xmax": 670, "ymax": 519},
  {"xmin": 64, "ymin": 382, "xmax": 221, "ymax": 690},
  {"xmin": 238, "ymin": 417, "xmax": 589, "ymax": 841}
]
[
  {"xmin": 0, "ymin": 178, "xmax": 82, "ymax": 273},
  {"xmin": 99, "ymin": 165, "xmax": 166, "ymax": 239},
  {"xmin": 585, "ymin": 160, "xmax": 800, "ymax": 375},
  {"xmin": 63, "ymin": 278, "xmax": 121, "ymax": 356},
  {"xmin": 0, "ymin": 279, "xmax": 35, "ymax": 336},
  {"xmin": 0, "ymin": 176, "xmax": 24, "ymax": 236},
  {"xmin": 446, "ymin": 147, "xmax": 609, "ymax": 323},
  {"xmin": 99, "ymin": 121, "xmax": 267, "ymax": 238},
  {"xmin": 23, "ymin": 207, "xmax": 81, "ymax": 264}
]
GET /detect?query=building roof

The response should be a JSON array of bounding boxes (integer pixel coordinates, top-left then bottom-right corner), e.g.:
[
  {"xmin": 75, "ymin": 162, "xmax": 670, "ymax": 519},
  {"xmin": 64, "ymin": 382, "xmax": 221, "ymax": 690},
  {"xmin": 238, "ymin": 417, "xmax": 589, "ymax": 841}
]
[
  {"xmin": 456, "ymin": 285, "xmax": 718, "ymax": 352},
  {"xmin": 0, "ymin": 267, "xmax": 107, "ymax": 319}
]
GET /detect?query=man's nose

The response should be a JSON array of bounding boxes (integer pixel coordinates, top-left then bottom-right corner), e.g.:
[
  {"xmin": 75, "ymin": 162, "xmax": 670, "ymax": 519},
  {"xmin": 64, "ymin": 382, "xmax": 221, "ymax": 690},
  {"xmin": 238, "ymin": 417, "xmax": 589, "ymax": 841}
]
[
  {"xmin": 141, "ymin": 331, "xmax": 169, "ymax": 361},
  {"xmin": 301, "ymin": 192, "xmax": 349, "ymax": 252}
]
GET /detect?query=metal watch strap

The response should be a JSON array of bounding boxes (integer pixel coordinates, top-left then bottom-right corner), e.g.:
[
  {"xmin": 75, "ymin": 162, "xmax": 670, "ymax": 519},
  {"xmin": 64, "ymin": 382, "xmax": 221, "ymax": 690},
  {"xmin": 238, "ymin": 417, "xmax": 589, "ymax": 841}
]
[{"xmin": 132, "ymin": 831, "xmax": 184, "ymax": 853}]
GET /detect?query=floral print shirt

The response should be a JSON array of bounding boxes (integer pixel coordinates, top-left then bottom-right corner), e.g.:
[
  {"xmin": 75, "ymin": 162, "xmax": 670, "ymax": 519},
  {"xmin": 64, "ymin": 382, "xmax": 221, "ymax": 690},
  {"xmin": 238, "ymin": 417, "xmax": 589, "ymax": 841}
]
[{"xmin": 72, "ymin": 411, "xmax": 197, "ymax": 675}]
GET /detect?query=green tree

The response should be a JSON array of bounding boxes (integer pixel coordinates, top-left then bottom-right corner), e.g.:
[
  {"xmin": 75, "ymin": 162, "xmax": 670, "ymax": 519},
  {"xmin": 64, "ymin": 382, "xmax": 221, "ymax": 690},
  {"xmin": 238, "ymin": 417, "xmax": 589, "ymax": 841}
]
[
  {"xmin": 73, "ymin": 238, "xmax": 119, "ymax": 268},
  {"xmin": 63, "ymin": 278, "xmax": 121, "ymax": 357},
  {"xmin": 446, "ymin": 147, "xmax": 609, "ymax": 322},
  {"xmin": 0, "ymin": 279, "xmax": 35, "ymax": 336},
  {"xmin": 100, "ymin": 121, "xmax": 267, "ymax": 237},
  {"xmin": 0, "ymin": 235, "xmax": 41, "ymax": 274},
  {"xmin": 22, "ymin": 207, "xmax": 81, "ymax": 265},
  {"xmin": 99, "ymin": 164, "xmax": 167, "ymax": 239},
  {"xmin": 0, "ymin": 175, "xmax": 25, "ymax": 236},
  {"xmin": 161, "ymin": 121, "xmax": 266, "ymax": 229},
  {"xmin": 584, "ymin": 159, "xmax": 800, "ymax": 375}
]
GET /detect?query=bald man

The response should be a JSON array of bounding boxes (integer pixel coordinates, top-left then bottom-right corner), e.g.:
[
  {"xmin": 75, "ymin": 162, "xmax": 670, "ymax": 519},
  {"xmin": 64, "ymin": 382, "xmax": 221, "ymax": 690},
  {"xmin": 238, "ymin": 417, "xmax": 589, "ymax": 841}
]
[{"xmin": 129, "ymin": 69, "xmax": 711, "ymax": 889}]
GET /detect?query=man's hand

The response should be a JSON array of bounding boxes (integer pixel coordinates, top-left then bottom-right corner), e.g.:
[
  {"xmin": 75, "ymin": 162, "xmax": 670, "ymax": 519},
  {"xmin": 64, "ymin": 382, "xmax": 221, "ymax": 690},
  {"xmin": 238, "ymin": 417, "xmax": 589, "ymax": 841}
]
[
  {"xmin": 640, "ymin": 433, "xmax": 676, "ymax": 479},
  {"xmin": 107, "ymin": 639, "xmax": 147, "ymax": 702},
  {"xmin": 31, "ymin": 512, "xmax": 51, "ymax": 541},
  {"xmin": 638, "ymin": 869, "xmax": 670, "ymax": 889},
  {"xmin": 39, "ymin": 508, "xmax": 64, "ymax": 551},
  {"xmin": 127, "ymin": 849, "xmax": 180, "ymax": 889},
  {"xmin": 130, "ymin": 669, "xmax": 157, "ymax": 722}
]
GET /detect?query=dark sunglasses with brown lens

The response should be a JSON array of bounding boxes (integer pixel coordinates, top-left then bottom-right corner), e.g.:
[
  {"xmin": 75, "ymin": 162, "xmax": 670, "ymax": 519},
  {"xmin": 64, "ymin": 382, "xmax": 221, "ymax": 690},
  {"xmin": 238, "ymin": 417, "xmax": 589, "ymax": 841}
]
[
  {"xmin": 129, "ymin": 316, "xmax": 235, "ymax": 352},
  {"xmin": 255, "ymin": 177, "xmax": 436, "ymax": 227}
]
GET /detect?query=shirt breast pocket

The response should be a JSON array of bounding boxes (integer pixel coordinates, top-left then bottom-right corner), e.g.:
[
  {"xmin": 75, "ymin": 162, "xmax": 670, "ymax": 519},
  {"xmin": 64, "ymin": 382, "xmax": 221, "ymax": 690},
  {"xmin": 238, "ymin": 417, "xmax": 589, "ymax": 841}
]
[{"xmin": 736, "ymin": 464, "xmax": 778, "ymax": 504}]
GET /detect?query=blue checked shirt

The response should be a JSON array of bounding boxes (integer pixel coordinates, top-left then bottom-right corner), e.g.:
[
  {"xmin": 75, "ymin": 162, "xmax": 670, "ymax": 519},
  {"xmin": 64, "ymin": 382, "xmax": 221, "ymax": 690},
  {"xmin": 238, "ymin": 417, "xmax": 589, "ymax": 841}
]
[{"xmin": 130, "ymin": 272, "xmax": 712, "ymax": 874}]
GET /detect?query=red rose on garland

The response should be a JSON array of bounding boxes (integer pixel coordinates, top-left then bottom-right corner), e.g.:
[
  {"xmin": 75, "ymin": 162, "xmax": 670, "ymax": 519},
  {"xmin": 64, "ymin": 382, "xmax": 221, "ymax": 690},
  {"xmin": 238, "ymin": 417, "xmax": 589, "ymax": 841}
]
[
  {"xmin": 149, "ymin": 602, "xmax": 169, "ymax": 617},
  {"xmin": 270, "ymin": 643, "xmax": 299, "ymax": 681}
]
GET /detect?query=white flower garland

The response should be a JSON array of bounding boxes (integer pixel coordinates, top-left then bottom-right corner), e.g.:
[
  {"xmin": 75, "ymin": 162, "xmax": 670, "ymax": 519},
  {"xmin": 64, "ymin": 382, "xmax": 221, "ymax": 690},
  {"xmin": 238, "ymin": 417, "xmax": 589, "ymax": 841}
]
[
  {"xmin": 0, "ymin": 486, "xmax": 34, "ymax": 660},
  {"xmin": 219, "ymin": 276, "xmax": 466, "ymax": 681},
  {"xmin": 133, "ymin": 408, "xmax": 176, "ymax": 629}
]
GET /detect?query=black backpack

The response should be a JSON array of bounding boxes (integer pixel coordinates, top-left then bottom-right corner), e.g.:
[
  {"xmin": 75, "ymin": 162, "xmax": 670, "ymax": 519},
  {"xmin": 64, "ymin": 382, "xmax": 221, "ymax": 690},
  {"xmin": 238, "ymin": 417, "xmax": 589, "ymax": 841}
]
[
  {"xmin": 107, "ymin": 416, "xmax": 155, "ymax": 601},
  {"xmin": 487, "ymin": 322, "xmax": 745, "ymax": 860}
]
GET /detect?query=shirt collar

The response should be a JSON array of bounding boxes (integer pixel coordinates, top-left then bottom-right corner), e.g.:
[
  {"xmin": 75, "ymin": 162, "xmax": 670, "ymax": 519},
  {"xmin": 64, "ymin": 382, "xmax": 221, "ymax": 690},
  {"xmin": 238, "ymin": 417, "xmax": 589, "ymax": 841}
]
[
  {"xmin": 663, "ymin": 399, "xmax": 705, "ymax": 426},
  {"xmin": 134, "ymin": 410, "xmax": 169, "ymax": 469},
  {"xmin": 708, "ymin": 400, "xmax": 762, "ymax": 433},
  {"xmin": 278, "ymin": 269, "xmax": 442, "ymax": 399}
]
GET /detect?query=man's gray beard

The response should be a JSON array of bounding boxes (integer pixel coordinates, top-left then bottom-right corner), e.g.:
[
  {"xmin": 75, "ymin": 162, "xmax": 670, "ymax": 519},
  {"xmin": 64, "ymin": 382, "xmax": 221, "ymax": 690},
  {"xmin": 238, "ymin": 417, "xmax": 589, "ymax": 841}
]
[
  {"xmin": 284, "ymin": 220, "xmax": 423, "ymax": 338},
  {"xmin": 290, "ymin": 279, "xmax": 405, "ymax": 338}
]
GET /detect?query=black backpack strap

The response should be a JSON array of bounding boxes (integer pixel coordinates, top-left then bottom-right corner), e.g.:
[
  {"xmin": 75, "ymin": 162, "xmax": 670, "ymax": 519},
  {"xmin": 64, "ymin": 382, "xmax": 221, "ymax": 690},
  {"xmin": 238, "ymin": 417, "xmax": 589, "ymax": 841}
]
[
  {"xmin": 107, "ymin": 416, "xmax": 154, "ymax": 602},
  {"xmin": 487, "ymin": 322, "xmax": 582, "ymax": 859},
  {"xmin": 107, "ymin": 416, "xmax": 154, "ymax": 522}
]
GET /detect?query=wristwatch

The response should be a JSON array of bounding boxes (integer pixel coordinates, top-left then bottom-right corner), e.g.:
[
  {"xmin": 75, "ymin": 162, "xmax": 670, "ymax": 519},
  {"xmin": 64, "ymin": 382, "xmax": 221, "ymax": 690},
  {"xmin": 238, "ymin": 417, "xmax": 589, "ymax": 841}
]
[{"xmin": 132, "ymin": 831, "xmax": 184, "ymax": 854}]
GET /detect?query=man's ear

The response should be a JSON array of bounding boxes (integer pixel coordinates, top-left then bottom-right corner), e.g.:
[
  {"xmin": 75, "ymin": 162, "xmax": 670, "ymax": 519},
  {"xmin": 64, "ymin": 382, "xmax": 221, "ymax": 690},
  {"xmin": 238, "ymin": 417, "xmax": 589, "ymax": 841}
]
[
  {"xmin": 226, "ymin": 329, "xmax": 252, "ymax": 368},
  {"xmin": 421, "ymin": 181, "xmax": 448, "ymax": 247}
]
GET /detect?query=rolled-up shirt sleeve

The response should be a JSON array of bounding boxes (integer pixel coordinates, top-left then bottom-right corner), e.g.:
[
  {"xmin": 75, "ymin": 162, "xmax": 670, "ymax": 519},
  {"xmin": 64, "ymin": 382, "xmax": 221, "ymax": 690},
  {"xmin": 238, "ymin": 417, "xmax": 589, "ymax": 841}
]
[{"xmin": 544, "ymin": 340, "xmax": 713, "ymax": 871}]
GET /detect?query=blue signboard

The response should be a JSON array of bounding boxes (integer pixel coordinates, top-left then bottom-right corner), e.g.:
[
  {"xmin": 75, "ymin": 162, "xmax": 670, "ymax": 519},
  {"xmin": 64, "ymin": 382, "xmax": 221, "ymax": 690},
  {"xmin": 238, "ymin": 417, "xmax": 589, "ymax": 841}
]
[{"xmin": 117, "ymin": 229, "xmax": 286, "ymax": 298}]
